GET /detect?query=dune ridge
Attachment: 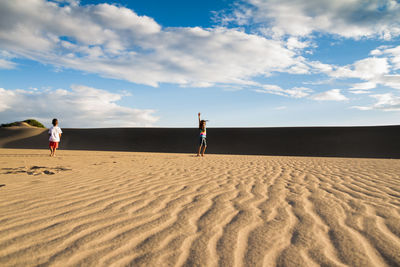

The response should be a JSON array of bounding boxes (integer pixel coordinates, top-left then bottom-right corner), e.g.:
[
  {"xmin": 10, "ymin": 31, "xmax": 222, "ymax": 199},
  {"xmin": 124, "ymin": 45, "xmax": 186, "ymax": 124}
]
[
  {"xmin": 2, "ymin": 125, "xmax": 400, "ymax": 158},
  {"xmin": 0, "ymin": 149, "xmax": 400, "ymax": 266},
  {"xmin": 0, "ymin": 127, "xmax": 46, "ymax": 148}
]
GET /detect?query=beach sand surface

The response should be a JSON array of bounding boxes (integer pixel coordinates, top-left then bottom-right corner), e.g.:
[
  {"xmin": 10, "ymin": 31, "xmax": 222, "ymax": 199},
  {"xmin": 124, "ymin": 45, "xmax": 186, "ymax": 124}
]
[{"xmin": 0, "ymin": 149, "xmax": 400, "ymax": 266}]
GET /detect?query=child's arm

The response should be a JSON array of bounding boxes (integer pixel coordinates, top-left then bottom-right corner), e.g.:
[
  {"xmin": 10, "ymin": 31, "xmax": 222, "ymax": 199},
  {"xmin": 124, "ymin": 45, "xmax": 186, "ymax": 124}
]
[{"xmin": 198, "ymin": 112, "xmax": 201, "ymax": 127}]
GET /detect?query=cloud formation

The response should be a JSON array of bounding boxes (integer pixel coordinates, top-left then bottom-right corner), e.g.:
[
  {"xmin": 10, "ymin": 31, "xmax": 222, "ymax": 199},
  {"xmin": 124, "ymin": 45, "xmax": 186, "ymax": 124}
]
[
  {"xmin": 352, "ymin": 93, "xmax": 400, "ymax": 111},
  {"xmin": 1, "ymin": 0, "xmax": 400, "ymax": 120},
  {"xmin": 0, "ymin": 85, "xmax": 158, "ymax": 127},
  {"xmin": 310, "ymin": 89, "xmax": 348, "ymax": 101},
  {"xmin": 310, "ymin": 53, "xmax": 400, "ymax": 93},
  {"xmin": 254, "ymin": 84, "xmax": 312, "ymax": 98},
  {"xmin": 0, "ymin": 0, "xmax": 305, "ymax": 88},
  {"xmin": 220, "ymin": 0, "xmax": 400, "ymax": 39},
  {"xmin": 0, "ymin": 58, "xmax": 15, "ymax": 69},
  {"xmin": 214, "ymin": 1, "xmax": 400, "ymax": 98}
]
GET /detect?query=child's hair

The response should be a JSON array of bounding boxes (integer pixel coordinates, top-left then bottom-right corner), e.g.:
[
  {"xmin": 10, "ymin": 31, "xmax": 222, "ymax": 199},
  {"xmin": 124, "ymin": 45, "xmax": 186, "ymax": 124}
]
[{"xmin": 52, "ymin": 118, "xmax": 58, "ymax": 126}]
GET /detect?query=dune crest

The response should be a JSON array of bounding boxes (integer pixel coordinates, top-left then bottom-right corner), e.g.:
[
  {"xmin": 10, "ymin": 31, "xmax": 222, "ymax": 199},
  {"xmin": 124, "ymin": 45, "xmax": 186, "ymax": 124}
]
[
  {"xmin": 0, "ymin": 149, "xmax": 400, "ymax": 266},
  {"xmin": 0, "ymin": 126, "xmax": 46, "ymax": 148},
  {"xmin": 2, "ymin": 126, "xmax": 400, "ymax": 158}
]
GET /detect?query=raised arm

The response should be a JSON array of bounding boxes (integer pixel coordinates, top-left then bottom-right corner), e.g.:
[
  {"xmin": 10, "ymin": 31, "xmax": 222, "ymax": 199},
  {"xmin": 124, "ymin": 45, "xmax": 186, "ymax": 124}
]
[{"xmin": 198, "ymin": 112, "xmax": 201, "ymax": 124}]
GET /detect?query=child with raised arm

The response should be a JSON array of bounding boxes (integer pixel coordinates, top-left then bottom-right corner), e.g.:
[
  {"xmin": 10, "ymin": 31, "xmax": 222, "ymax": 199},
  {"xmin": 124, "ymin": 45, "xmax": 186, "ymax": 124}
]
[
  {"xmin": 48, "ymin": 118, "xmax": 62, "ymax": 157},
  {"xmin": 197, "ymin": 112, "xmax": 207, "ymax": 157}
]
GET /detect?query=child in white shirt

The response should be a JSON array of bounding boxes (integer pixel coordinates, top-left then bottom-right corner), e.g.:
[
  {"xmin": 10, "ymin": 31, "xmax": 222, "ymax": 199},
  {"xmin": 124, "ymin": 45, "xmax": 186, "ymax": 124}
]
[{"xmin": 48, "ymin": 118, "xmax": 62, "ymax": 157}]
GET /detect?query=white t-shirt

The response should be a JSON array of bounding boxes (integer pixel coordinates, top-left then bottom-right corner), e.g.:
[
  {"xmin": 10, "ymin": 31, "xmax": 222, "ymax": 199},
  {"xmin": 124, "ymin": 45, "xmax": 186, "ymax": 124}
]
[{"xmin": 49, "ymin": 126, "xmax": 62, "ymax": 142}]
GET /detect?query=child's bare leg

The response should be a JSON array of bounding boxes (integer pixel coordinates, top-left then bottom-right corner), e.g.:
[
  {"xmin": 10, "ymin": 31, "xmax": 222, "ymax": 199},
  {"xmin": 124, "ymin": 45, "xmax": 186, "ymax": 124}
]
[
  {"xmin": 197, "ymin": 146, "xmax": 202, "ymax": 156},
  {"xmin": 53, "ymin": 148, "xmax": 57, "ymax": 157},
  {"xmin": 50, "ymin": 147, "xmax": 54, "ymax": 157},
  {"xmin": 201, "ymin": 145, "xmax": 207, "ymax": 156}
]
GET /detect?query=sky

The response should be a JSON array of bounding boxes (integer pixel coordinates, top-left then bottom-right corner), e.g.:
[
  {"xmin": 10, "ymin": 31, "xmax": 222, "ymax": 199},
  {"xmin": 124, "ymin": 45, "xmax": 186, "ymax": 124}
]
[{"xmin": 1, "ymin": 0, "xmax": 400, "ymax": 128}]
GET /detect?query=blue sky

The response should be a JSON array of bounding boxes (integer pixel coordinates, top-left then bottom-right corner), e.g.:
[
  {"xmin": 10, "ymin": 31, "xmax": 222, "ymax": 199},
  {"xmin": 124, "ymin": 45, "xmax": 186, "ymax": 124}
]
[{"xmin": 1, "ymin": 0, "xmax": 400, "ymax": 128}]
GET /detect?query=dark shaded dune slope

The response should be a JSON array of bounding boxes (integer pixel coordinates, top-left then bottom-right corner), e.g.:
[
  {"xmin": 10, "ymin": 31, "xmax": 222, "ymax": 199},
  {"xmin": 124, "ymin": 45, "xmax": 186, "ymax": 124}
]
[{"xmin": 1, "ymin": 126, "xmax": 400, "ymax": 158}]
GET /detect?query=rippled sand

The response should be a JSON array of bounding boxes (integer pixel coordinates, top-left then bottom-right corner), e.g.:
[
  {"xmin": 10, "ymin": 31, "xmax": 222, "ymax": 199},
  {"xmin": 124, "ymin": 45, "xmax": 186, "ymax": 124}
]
[{"xmin": 0, "ymin": 149, "xmax": 400, "ymax": 266}]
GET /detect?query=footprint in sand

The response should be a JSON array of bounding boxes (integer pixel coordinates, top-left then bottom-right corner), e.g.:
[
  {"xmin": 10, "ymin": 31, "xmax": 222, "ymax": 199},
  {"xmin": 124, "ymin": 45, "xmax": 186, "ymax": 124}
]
[
  {"xmin": 30, "ymin": 166, "xmax": 46, "ymax": 170},
  {"xmin": 1, "ymin": 166, "xmax": 71, "ymax": 175}
]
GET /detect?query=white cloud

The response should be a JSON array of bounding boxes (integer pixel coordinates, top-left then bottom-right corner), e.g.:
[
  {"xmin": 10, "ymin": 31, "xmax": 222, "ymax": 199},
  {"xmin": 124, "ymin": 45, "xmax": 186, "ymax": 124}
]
[
  {"xmin": 254, "ymin": 84, "xmax": 312, "ymax": 98},
  {"xmin": 349, "ymin": 81, "xmax": 377, "ymax": 94},
  {"xmin": 312, "ymin": 55, "xmax": 400, "ymax": 91},
  {"xmin": 352, "ymin": 93, "xmax": 400, "ymax": 111},
  {"xmin": 347, "ymin": 46, "xmax": 400, "ymax": 90},
  {"xmin": 370, "ymin": 49, "xmax": 383, "ymax": 56},
  {"xmin": 0, "ymin": 51, "xmax": 16, "ymax": 69},
  {"xmin": 351, "ymin": 106, "xmax": 372, "ymax": 111},
  {"xmin": 383, "ymin": 45, "xmax": 400, "ymax": 70},
  {"xmin": 2, "ymin": 0, "xmax": 400, "ymax": 115},
  {"xmin": 350, "ymin": 90, "xmax": 373, "ymax": 95},
  {"xmin": 350, "ymin": 81, "xmax": 377, "ymax": 91},
  {"xmin": 329, "ymin": 57, "xmax": 389, "ymax": 80},
  {"xmin": 286, "ymin": 37, "xmax": 309, "ymax": 50},
  {"xmin": 310, "ymin": 89, "xmax": 348, "ymax": 101},
  {"xmin": 380, "ymin": 75, "xmax": 400, "ymax": 89},
  {"xmin": 0, "ymin": 58, "xmax": 16, "ymax": 69},
  {"xmin": 0, "ymin": 85, "xmax": 158, "ymax": 127},
  {"xmin": 0, "ymin": 0, "xmax": 305, "ymax": 88},
  {"xmin": 222, "ymin": 0, "xmax": 400, "ymax": 39}
]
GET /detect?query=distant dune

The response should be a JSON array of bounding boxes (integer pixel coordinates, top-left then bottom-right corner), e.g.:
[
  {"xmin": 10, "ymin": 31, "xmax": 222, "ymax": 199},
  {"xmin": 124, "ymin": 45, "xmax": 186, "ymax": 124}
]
[
  {"xmin": 0, "ymin": 125, "xmax": 46, "ymax": 148},
  {"xmin": 1, "ymin": 125, "xmax": 400, "ymax": 158}
]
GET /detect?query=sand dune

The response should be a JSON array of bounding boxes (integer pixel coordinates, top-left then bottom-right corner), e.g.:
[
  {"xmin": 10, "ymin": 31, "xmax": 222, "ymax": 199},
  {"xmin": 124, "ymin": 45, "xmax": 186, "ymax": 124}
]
[
  {"xmin": 2, "ymin": 125, "xmax": 400, "ymax": 158},
  {"xmin": 0, "ymin": 126, "xmax": 46, "ymax": 148},
  {"xmin": 0, "ymin": 149, "xmax": 400, "ymax": 266}
]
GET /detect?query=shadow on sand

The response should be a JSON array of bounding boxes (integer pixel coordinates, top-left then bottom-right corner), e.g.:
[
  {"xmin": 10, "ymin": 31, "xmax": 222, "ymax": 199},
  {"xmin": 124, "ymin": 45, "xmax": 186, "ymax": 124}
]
[{"xmin": 1, "ymin": 126, "xmax": 400, "ymax": 158}]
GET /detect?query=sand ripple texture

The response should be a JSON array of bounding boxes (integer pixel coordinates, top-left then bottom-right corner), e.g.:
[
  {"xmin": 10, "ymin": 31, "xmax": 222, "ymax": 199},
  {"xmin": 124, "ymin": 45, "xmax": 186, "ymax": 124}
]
[{"xmin": 0, "ymin": 149, "xmax": 400, "ymax": 267}]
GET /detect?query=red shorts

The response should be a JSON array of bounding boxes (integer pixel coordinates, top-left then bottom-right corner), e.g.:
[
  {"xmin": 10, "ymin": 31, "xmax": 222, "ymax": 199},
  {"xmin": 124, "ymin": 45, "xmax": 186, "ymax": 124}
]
[{"xmin": 49, "ymin": 141, "xmax": 59, "ymax": 149}]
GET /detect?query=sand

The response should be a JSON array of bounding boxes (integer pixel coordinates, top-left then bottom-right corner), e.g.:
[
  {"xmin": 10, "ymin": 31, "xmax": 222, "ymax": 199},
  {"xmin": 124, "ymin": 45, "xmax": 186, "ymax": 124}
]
[
  {"xmin": 2, "ymin": 125, "xmax": 400, "ymax": 158},
  {"xmin": 0, "ymin": 126, "xmax": 46, "ymax": 148},
  {"xmin": 0, "ymin": 149, "xmax": 400, "ymax": 266}
]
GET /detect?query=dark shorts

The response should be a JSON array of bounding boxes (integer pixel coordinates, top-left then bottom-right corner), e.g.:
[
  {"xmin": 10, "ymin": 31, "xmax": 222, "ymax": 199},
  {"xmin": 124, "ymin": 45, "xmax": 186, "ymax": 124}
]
[{"xmin": 199, "ymin": 136, "xmax": 207, "ymax": 146}]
